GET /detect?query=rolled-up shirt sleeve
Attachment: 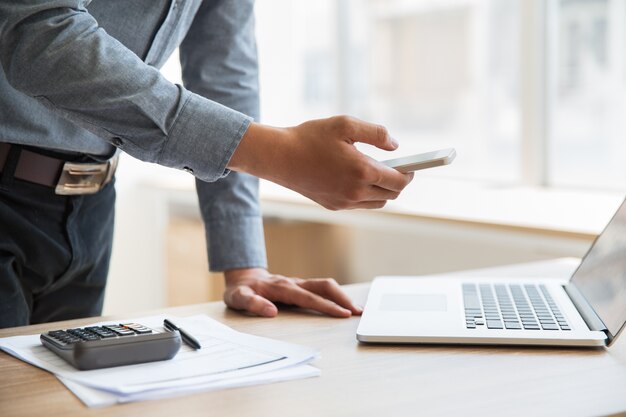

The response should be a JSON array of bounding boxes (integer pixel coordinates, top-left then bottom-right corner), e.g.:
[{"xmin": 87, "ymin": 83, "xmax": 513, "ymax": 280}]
[
  {"xmin": 0, "ymin": 0, "xmax": 248, "ymax": 182},
  {"xmin": 181, "ymin": 0, "xmax": 267, "ymax": 271}
]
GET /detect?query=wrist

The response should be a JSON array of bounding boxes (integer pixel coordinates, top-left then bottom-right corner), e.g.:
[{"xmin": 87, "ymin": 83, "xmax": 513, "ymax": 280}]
[
  {"xmin": 224, "ymin": 267, "xmax": 270, "ymax": 283},
  {"xmin": 227, "ymin": 122, "xmax": 292, "ymax": 180}
]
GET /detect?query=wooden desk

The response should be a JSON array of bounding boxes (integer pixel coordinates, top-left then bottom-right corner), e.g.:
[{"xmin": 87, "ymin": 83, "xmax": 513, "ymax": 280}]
[{"xmin": 1, "ymin": 260, "xmax": 625, "ymax": 417}]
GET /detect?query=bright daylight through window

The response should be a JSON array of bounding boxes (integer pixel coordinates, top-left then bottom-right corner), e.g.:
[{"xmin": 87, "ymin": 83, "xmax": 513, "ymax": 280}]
[
  {"xmin": 549, "ymin": 0, "xmax": 626, "ymax": 189},
  {"xmin": 254, "ymin": 0, "xmax": 626, "ymax": 191}
]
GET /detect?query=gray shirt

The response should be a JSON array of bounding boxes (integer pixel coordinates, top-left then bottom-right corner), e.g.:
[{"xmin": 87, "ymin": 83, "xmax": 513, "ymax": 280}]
[{"xmin": 0, "ymin": 0, "xmax": 267, "ymax": 271}]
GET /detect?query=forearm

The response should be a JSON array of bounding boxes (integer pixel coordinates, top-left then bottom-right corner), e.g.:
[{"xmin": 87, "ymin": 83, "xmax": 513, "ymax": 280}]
[
  {"xmin": 0, "ymin": 0, "xmax": 249, "ymax": 182},
  {"xmin": 196, "ymin": 174, "xmax": 267, "ymax": 272},
  {"xmin": 183, "ymin": 0, "xmax": 267, "ymax": 271}
]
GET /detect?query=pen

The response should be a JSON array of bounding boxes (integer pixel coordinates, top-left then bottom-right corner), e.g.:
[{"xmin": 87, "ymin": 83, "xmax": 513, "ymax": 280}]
[{"xmin": 163, "ymin": 319, "xmax": 202, "ymax": 350}]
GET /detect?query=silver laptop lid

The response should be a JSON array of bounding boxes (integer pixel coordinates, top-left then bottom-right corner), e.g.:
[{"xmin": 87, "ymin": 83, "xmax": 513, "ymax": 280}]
[{"xmin": 570, "ymin": 197, "xmax": 626, "ymax": 344}]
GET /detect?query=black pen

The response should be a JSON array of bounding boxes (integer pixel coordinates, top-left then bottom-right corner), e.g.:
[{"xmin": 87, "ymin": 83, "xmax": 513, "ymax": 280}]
[{"xmin": 163, "ymin": 319, "xmax": 202, "ymax": 350}]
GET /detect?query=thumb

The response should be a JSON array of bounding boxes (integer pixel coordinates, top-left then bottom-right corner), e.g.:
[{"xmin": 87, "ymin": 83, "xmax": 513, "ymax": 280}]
[{"xmin": 340, "ymin": 116, "xmax": 398, "ymax": 151}]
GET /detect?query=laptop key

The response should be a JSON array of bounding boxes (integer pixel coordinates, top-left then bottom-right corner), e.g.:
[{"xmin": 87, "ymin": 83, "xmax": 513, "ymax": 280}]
[
  {"xmin": 486, "ymin": 320, "xmax": 503, "ymax": 329},
  {"xmin": 505, "ymin": 322, "xmax": 522, "ymax": 329},
  {"xmin": 541, "ymin": 323, "xmax": 559, "ymax": 330}
]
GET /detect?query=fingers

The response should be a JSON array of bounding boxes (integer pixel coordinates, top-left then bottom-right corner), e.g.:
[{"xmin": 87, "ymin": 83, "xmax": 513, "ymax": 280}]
[
  {"xmin": 361, "ymin": 184, "xmax": 403, "ymax": 202},
  {"xmin": 297, "ymin": 279, "xmax": 362, "ymax": 315},
  {"xmin": 225, "ymin": 275, "xmax": 361, "ymax": 318},
  {"xmin": 263, "ymin": 278, "xmax": 352, "ymax": 318},
  {"xmin": 349, "ymin": 200, "xmax": 388, "ymax": 210},
  {"xmin": 340, "ymin": 172, "xmax": 412, "ymax": 208},
  {"xmin": 333, "ymin": 116, "xmax": 398, "ymax": 151},
  {"xmin": 224, "ymin": 285, "xmax": 278, "ymax": 317},
  {"xmin": 371, "ymin": 165, "xmax": 414, "ymax": 193}
]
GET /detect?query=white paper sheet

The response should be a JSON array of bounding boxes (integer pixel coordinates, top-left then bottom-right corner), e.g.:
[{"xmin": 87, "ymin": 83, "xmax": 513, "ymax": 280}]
[
  {"xmin": 0, "ymin": 314, "xmax": 320, "ymax": 407},
  {"xmin": 59, "ymin": 365, "xmax": 320, "ymax": 407}
]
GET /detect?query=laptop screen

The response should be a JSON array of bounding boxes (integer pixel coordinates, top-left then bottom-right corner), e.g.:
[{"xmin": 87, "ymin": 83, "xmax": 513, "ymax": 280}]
[{"xmin": 570, "ymin": 198, "xmax": 626, "ymax": 338}]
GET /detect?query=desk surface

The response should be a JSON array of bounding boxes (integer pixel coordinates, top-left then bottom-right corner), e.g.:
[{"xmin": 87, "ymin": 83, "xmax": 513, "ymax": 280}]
[{"xmin": 1, "ymin": 259, "xmax": 625, "ymax": 417}]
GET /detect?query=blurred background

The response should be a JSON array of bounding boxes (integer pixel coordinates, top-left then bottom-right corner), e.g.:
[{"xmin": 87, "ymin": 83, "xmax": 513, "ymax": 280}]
[{"xmin": 102, "ymin": 0, "xmax": 626, "ymax": 314}]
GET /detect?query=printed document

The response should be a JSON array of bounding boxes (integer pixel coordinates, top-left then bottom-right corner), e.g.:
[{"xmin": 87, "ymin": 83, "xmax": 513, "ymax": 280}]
[{"xmin": 0, "ymin": 314, "xmax": 319, "ymax": 407}]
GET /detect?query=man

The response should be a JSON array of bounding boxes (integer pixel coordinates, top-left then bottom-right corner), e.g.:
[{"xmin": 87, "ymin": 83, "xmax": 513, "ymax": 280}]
[{"xmin": 0, "ymin": 0, "xmax": 413, "ymax": 328}]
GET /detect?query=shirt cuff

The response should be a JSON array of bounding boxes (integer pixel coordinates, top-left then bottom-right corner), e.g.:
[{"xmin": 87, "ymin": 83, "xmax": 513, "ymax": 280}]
[
  {"xmin": 205, "ymin": 215, "xmax": 268, "ymax": 272},
  {"xmin": 158, "ymin": 91, "xmax": 252, "ymax": 182}
]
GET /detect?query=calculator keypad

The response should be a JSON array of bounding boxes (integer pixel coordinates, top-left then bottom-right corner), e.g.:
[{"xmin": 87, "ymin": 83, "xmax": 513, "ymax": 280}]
[{"xmin": 46, "ymin": 323, "xmax": 153, "ymax": 345}]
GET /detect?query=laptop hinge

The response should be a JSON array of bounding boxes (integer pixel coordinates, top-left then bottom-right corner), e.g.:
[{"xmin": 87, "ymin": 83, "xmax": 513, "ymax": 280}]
[{"xmin": 563, "ymin": 283, "xmax": 610, "ymax": 342}]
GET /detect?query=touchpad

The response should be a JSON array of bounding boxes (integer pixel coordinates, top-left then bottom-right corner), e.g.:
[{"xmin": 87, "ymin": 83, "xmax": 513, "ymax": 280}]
[{"xmin": 380, "ymin": 294, "xmax": 448, "ymax": 312}]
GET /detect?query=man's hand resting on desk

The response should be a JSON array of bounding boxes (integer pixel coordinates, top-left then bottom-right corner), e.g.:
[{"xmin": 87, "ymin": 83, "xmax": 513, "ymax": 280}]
[
  {"xmin": 228, "ymin": 115, "xmax": 414, "ymax": 210},
  {"xmin": 223, "ymin": 268, "xmax": 362, "ymax": 318}
]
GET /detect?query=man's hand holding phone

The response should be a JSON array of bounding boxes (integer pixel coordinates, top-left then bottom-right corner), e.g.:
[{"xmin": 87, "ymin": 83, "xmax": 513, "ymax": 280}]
[{"xmin": 229, "ymin": 115, "xmax": 415, "ymax": 210}]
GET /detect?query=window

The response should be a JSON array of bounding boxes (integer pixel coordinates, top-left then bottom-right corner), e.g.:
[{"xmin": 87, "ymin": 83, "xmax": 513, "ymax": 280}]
[
  {"xmin": 548, "ymin": 0, "xmax": 626, "ymax": 189},
  {"xmin": 256, "ymin": 0, "xmax": 522, "ymax": 183},
  {"xmin": 254, "ymin": 0, "xmax": 626, "ymax": 191}
]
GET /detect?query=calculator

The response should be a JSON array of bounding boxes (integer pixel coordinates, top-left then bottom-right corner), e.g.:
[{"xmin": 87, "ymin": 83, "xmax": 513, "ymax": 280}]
[{"xmin": 40, "ymin": 323, "xmax": 182, "ymax": 370}]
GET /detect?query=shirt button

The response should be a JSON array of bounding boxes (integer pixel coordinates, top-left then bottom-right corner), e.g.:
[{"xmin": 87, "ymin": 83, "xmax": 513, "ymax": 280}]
[
  {"xmin": 183, "ymin": 166, "xmax": 194, "ymax": 174},
  {"xmin": 111, "ymin": 137, "xmax": 123, "ymax": 147}
]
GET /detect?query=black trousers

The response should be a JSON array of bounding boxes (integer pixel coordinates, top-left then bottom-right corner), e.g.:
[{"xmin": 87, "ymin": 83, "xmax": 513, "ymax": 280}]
[{"xmin": 0, "ymin": 170, "xmax": 115, "ymax": 328}]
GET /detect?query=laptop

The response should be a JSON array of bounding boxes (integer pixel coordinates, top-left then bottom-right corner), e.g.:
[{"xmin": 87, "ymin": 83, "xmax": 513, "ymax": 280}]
[{"xmin": 357, "ymin": 197, "xmax": 626, "ymax": 347}]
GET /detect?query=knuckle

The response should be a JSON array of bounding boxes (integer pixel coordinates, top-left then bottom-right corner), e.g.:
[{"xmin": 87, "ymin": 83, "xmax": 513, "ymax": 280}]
[
  {"xmin": 375, "ymin": 201, "xmax": 387, "ymax": 209},
  {"xmin": 334, "ymin": 115, "xmax": 356, "ymax": 136},
  {"xmin": 376, "ymin": 124, "xmax": 388, "ymax": 141},
  {"xmin": 227, "ymin": 287, "xmax": 249, "ymax": 307},
  {"xmin": 322, "ymin": 278, "xmax": 338, "ymax": 287},
  {"xmin": 232, "ymin": 286, "xmax": 246, "ymax": 298},
  {"xmin": 354, "ymin": 163, "xmax": 375, "ymax": 183},
  {"xmin": 272, "ymin": 276, "xmax": 292, "ymax": 286},
  {"xmin": 326, "ymin": 197, "xmax": 349, "ymax": 210},
  {"xmin": 346, "ymin": 187, "xmax": 363, "ymax": 202},
  {"xmin": 336, "ymin": 200, "xmax": 353, "ymax": 210}
]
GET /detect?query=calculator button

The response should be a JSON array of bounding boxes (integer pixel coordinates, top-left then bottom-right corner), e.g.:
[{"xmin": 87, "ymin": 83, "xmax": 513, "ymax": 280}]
[
  {"xmin": 48, "ymin": 330, "xmax": 76, "ymax": 342},
  {"xmin": 121, "ymin": 323, "xmax": 152, "ymax": 334},
  {"xmin": 94, "ymin": 330, "xmax": 116, "ymax": 338},
  {"xmin": 85, "ymin": 326, "xmax": 114, "ymax": 338},
  {"xmin": 104, "ymin": 325, "xmax": 134, "ymax": 336}
]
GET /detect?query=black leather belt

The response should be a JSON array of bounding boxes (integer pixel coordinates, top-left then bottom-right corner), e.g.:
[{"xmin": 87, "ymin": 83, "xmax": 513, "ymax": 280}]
[{"xmin": 0, "ymin": 143, "xmax": 118, "ymax": 195}]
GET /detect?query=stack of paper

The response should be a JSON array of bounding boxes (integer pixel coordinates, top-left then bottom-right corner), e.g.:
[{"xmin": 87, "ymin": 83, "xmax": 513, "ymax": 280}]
[{"xmin": 0, "ymin": 314, "xmax": 319, "ymax": 407}]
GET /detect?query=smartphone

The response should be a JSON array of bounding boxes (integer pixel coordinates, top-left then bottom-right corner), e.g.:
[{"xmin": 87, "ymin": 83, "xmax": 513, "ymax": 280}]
[{"xmin": 381, "ymin": 148, "xmax": 456, "ymax": 173}]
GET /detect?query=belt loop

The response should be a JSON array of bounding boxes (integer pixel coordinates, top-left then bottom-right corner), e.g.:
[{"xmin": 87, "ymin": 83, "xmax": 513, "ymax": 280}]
[{"xmin": 0, "ymin": 145, "xmax": 22, "ymax": 189}]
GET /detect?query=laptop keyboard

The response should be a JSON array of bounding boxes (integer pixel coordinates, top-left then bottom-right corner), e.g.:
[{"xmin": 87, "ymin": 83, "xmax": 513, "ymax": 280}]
[{"xmin": 462, "ymin": 283, "xmax": 571, "ymax": 330}]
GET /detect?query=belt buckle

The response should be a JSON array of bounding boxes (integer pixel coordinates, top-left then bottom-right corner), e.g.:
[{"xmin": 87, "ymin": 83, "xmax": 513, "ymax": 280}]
[{"xmin": 55, "ymin": 158, "xmax": 116, "ymax": 195}]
